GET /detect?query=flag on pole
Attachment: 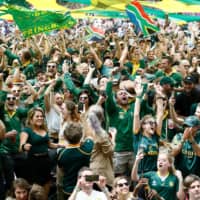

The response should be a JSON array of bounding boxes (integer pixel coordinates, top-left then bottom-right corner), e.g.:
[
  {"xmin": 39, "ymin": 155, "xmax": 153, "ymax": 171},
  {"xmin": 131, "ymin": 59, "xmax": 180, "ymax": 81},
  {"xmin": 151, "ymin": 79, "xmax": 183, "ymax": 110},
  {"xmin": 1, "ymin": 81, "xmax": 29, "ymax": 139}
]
[{"xmin": 126, "ymin": 1, "xmax": 160, "ymax": 36}]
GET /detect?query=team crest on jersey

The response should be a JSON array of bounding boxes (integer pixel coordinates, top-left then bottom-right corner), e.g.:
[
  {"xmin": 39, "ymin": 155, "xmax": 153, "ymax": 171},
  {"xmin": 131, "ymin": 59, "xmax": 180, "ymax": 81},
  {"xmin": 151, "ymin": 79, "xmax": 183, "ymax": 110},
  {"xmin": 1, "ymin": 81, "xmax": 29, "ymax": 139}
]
[
  {"xmin": 169, "ymin": 181, "xmax": 174, "ymax": 187},
  {"xmin": 152, "ymin": 180, "xmax": 157, "ymax": 186}
]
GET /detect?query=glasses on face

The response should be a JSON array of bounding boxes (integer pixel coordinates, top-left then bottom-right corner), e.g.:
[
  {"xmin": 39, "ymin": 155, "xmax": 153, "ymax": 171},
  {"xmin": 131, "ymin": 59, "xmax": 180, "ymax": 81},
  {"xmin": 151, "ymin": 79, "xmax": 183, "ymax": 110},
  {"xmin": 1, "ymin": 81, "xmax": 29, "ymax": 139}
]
[
  {"xmin": 144, "ymin": 121, "xmax": 156, "ymax": 125},
  {"xmin": 47, "ymin": 64, "xmax": 56, "ymax": 68},
  {"xmin": 117, "ymin": 182, "xmax": 129, "ymax": 187},
  {"xmin": 7, "ymin": 97, "xmax": 16, "ymax": 101},
  {"xmin": 79, "ymin": 96, "xmax": 88, "ymax": 100},
  {"xmin": 12, "ymin": 90, "xmax": 21, "ymax": 93}
]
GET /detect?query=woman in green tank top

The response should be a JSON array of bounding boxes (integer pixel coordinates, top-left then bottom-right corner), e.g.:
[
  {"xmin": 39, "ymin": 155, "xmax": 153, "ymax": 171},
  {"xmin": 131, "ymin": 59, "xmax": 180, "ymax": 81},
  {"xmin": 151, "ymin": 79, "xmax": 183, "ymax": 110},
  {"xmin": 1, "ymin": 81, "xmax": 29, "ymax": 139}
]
[{"xmin": 19, "ymin": 107, "xmax": 62, "ymax": 196}]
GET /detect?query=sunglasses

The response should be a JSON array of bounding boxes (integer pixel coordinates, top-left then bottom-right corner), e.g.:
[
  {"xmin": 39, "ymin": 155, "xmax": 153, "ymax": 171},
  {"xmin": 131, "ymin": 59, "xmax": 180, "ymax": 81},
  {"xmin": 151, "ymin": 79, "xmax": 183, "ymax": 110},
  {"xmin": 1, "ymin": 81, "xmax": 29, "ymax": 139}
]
[
  {"xmin": 79, "ymin": 96, "xmax": 88, "ymax": 100},
  {"xmin": 47, "ymin": 64, "xmax": 56, "ymax": 68},
  {"xmin": 117, "ymin": 182, "xmax": 129, "ymax": 187},
  {"xmin": 12, "ymin": 90, "xmax": 21, "ymax": 93},
  {"xmin": 144, "ymin": 121, "xmax": 156, "ymax": 125},
  {"xmin": 7, "ymin": 97, "xmax": 16, "ymax": 101}
]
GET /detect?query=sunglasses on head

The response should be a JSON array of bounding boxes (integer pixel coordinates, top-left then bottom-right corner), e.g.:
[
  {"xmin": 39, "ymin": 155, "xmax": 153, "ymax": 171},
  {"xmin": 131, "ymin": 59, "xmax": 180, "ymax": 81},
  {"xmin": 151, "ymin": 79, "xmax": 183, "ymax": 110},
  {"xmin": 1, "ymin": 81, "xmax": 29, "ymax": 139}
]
[
  {"xmin": 7, "ymin": 97, "xmax": 16, "ymax": 101},
  {"xmin": 117, "ymin": 182, "xmax": 129, "ymax": 187}
]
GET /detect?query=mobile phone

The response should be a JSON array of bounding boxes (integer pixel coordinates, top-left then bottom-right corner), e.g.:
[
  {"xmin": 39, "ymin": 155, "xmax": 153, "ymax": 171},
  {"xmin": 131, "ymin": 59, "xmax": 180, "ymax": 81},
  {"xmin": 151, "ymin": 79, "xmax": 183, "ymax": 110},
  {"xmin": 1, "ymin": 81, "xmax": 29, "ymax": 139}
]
[
  {"xmin": 99, "ymin": 90, "xmax": 107, "ymax": 98},
  {"xmin": 85, "ymin": 175, "xmax": 99, "ymax": 182},
  {"xmin": 78, "ymin": 102, "xmax": 84, "ymax": 113}
]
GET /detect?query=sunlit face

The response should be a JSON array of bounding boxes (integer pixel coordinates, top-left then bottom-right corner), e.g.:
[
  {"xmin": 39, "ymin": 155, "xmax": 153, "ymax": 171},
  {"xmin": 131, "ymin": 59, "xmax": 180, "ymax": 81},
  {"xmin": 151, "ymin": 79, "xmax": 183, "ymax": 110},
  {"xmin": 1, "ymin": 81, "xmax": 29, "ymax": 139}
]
[
  {"xmin": 116, "ymin": 90, "xmax": 129, "ymax": 106},
  {"xmin": 142, "ymin": 118, "xmax": 156, "ymax": 135},
  {"xmin": 79, "ymin": 170, "xmax": 94, "ymax": 190},
  {"xmin": 188, "ymin": 180, "xmax": 200, "ymax": 200},
  {"xmin": 11, "ymin": 85, "xmax": 21, "ymax": 98},
  {"xmin": 99, "ymin": 77, "xmax": 108, "ymax": 91},
  {"xmin": 104, "ymin": 58, "xmax": 113, "ymax": 67},
  {"xmin": 54, "ymin": 93, "xmax": 64, "ymax": 106},
  {"xmin": 6, "ymin": 94, "xmax": 17, "ymax": 111},
  {"xmin": 15, "ymin": 187, "xmax": 28, "ymax": 200},
  {"xmin": 36, "ymin": 72, "xmax": 46, "ymax": 82},
  {"xmin": 161, "ymin": 58, "xmax": 169, "ymax": 70},
  {"xmin": 76, "ymin": 63, "xmax": 89, "ymax": 76},
  {"xmin": 147, "ymin": 51, "xmax": 154, "ymax": 61},
  {"xmin": 79, "ymin": 93, "xmax": 89, "ymax": 105},
  {"xmin": 46, "ymin": 62, "xmax": 57, "ymax": 75},
  {"xmin": 115, "ymin": 178, "xmax": 129, "ymax": 195},
  {"xmin": 31, "ymin": 110, "xmax": 44, "ymax": 127},
  {"xmin": 157, "ymin": 154, "xmax": 170, "ymax": 172}
]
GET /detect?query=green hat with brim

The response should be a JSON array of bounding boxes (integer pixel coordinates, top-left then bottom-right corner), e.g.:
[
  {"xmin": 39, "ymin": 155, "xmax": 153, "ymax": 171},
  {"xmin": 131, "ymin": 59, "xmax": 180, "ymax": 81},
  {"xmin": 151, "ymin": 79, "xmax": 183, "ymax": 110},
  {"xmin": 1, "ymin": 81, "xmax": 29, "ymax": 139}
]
[
  {"xmin": 184, "ymin": 115, "xmax": 200, "ymax": 127},
  {"xmin": 160, "ymin": 76, "xmax": 174, "ymax": 87}
]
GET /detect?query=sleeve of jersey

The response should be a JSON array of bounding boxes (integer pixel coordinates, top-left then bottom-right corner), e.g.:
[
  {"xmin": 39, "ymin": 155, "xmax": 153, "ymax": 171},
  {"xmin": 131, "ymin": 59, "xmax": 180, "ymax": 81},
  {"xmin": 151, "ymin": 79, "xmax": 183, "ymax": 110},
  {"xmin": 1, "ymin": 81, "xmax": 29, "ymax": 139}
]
[
  {"xmin": 105, "ymin": 81, "xmax": 117, "ymax": 114},
  {"xmin": 80, "ymin": 139, "xmax": 94, "ymax": 155}
]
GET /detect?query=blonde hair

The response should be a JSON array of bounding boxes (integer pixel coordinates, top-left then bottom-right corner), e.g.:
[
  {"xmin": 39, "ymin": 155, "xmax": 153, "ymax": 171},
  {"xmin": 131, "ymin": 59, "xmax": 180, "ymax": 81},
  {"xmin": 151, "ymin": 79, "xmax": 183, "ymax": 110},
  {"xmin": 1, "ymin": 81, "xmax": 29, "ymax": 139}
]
[
  {"xmin": 158, "ymin": 150, "xmax": 176, "ymax": 175},
  {"xmin": 26, "ymin": 107, "xmax": 48, "ymax": 131},
  {"xmin": 113, "ymin": 176, "xmax": 129, "ymax": 188}
]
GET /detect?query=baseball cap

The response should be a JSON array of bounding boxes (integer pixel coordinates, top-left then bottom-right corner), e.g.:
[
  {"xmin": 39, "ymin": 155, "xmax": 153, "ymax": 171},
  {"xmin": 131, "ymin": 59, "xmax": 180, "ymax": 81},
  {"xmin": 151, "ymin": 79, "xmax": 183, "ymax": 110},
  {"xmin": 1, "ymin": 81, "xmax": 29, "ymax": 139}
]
[
  {"xmin": 184, "ymin": 76, "xmax": 195, "ymax": 84},
  {"xmin": 183, "ymin": 115, "xmax": 200, "ymax": 127},
  {"xmin": 160, "ymin": 76, "xmax": 174, "ymax": 87}
]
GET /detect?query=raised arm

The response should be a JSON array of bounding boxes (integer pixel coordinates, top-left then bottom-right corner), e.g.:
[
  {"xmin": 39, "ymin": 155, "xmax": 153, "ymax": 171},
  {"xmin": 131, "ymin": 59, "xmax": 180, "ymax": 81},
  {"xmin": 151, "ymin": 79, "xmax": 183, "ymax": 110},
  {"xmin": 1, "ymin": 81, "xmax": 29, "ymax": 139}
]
[
  {"xmin": 44, "ymin": 80, "xmax": 56, "ymax": 113},
  {"xmin": 169, "ymin": 95, "xmax": 184, "ymax": 125},
  {"xmin": 133, "ymin": 81, "xmax": 143, "ymax": 134},
  {"xmin": 155, "ymin": 97, "xmax": 164, "ymax": 136},
  {"xmin": 131, "ymin": 151, "xmax": 144, "ymax": 181},
  {"xmin": 83, "ymin": 65, "xmax": 95, "ymax": 85},
  {"xmin": 89, "ymin": 45, "xmax": 102, "ymax": 69}
]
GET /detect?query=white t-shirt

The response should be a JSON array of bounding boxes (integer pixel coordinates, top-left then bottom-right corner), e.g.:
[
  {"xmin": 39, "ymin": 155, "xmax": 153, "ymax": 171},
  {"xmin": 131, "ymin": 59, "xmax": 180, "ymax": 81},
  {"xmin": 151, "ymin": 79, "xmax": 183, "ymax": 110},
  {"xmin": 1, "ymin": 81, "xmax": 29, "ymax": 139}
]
[
  {"xmin": 45, "ymin": 107, "xmax": 61, "ymax": 133},
  {"xmin": 75, "ymin": 190, "xmax": 107, "ymax": 200}
]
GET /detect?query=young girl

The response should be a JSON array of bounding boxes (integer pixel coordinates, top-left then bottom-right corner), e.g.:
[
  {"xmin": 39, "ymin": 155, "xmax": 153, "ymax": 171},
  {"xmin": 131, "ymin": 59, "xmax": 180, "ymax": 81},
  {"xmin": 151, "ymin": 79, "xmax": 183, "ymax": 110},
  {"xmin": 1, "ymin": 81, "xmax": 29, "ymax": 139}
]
[{"xmin": 132, "ymin": 150, "xmax": 185, "ymax": 200}]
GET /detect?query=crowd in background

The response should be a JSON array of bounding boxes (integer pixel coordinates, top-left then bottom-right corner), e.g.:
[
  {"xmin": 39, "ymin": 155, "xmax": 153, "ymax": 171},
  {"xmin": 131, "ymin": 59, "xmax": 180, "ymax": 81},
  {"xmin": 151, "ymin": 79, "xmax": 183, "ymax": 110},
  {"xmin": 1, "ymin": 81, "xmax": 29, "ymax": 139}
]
[{"xmin": 0, "ymin": 17, "xmax": 200, "ymax": 200}]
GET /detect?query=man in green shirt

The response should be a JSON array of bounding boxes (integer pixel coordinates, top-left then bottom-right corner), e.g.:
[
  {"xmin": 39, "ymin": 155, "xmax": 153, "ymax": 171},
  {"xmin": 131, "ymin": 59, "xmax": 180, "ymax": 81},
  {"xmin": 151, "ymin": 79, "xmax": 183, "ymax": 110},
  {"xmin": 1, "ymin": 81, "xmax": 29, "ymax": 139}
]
[
  {"xmin": 155, "ymin": 56, "xmax": 182, "ymax": 87},
  {"xmin": 0, "ymin": 120, "xmax": 5, "ymax": 199},
  {"xmin": 105, "ymin": 78, "xmax": 134, "ymax": 176},
  {"xmin": 0, "ymin": 92, "xmax": 28, "ymax": 192}
]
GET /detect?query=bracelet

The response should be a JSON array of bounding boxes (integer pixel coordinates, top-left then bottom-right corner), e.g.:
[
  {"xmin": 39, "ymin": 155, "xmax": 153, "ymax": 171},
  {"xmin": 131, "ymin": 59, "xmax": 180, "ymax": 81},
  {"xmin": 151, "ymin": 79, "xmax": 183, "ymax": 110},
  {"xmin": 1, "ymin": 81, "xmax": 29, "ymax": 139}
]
[{"xmin": 21, "ymin": 143, "xmax": 26, "ymax": 151}]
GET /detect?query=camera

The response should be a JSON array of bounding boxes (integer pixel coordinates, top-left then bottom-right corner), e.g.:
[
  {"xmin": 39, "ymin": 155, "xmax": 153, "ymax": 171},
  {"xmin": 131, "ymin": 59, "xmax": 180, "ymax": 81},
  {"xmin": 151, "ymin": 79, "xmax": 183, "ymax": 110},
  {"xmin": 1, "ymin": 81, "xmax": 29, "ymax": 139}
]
[
  {"xmin": 78, "ymin": 102, "xmax": 84, "ymax": 113},
  {"xmin": 85, "ymin": 175, "xmax": 99, "ymax": 182}
]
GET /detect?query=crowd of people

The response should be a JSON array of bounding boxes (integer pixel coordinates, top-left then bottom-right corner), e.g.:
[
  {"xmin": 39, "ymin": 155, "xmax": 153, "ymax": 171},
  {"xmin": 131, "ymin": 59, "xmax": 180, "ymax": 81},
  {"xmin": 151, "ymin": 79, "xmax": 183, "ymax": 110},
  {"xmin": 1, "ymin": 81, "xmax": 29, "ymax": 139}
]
[{"xmin": 0, "ymin": 16, "xmax": 200, "ymax": 200}]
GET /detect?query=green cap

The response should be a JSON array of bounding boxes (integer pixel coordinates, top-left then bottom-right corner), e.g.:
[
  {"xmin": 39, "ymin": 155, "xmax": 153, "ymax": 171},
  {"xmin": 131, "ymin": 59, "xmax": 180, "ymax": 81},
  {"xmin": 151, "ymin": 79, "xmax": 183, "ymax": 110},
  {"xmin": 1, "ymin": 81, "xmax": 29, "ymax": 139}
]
[
  {"xmin": 160, "ymin": 76, "xmax": 174, "ymax": 87},
  {"xmin": 184, "ymin": 115, "xmax": 200, "ymax": 127}
]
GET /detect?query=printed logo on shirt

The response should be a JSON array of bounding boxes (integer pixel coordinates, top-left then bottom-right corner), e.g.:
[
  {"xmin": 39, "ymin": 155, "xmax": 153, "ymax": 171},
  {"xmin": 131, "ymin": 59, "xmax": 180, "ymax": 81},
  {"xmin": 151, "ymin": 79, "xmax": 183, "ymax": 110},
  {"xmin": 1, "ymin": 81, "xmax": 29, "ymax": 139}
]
[
  {"xmin": 169, "ymin": 181, "xmax": 174, "ymax": 187},
  {"xmin": 152, "ymin": 180, "xmax": 157, "ymax": 186},
  {"xmin": 119, "ymin": 112, "xmax": 125, "ymax": 119}
]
